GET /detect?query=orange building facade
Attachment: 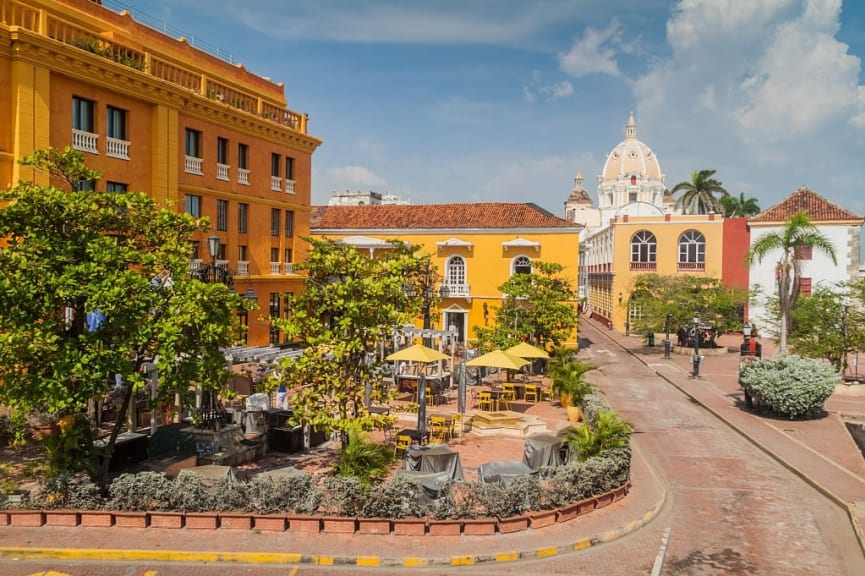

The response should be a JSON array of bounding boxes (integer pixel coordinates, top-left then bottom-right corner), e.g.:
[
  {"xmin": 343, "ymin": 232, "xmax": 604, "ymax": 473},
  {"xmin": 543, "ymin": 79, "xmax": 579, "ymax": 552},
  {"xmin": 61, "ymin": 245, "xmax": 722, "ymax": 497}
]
[{"xmin": 1, "ymin": 0, "xmax": 321, "ymax": 345}]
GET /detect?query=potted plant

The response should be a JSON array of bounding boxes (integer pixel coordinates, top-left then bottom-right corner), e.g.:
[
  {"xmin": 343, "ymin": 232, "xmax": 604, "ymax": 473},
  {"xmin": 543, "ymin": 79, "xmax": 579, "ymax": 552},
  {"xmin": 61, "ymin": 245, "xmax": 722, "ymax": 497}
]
[
  {"xmin": 561, "ymin": 410, "xmax": 632, "ymax": 462},
  {"xmin": 549, "ymin": 355, "xmax": 596, "ymax": 421}
]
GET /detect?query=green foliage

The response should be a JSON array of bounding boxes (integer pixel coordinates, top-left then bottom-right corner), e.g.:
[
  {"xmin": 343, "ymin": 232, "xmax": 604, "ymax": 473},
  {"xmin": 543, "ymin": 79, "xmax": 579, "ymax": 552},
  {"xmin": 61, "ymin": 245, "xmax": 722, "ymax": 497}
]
[
  {"xmin": 333, "ymin": 431, "xmax": 394, "ymax": 485},
  {"xmin": 627, "ymin": 273, "xmax": 747, "ymax": 335},
  {"xmin": 548, "ymin": 353, "xmax": 596, "ymax": 405},
  {"xmin": 477, "ymin": 475, "xmax": 542, "ymax": 518},
  {"xmin": 246, "ymin": 473, "xmax": 321, "ymax": 514},
  {"xmin": 319, "ymin": 476, "xmax": 368, "ymax": 517},
  {"xmin": 672, "ymin": 169, "xmax": 728, "ymax": 215},
  {"xmin": 474, "ymin": 261, "xmax": 577, "ymax": 350},
  {"xmin": 360, "ymin": 475, "xmax": 430, "ymax": 519},
  {"xmin": 36, "ymin": 472, "xmax": 104, "ymax": 510},
  {"xmin": 721, "ymin": 192, "xmax": 761, "ymax": 217},
  {"xmin": 562, "ymin": 410, "xmax": 632, "ymax": 462},
  {"xmin": 747, "ymin": 212, "xmax": 837, "ymax": 354},
  {"xmin": 0, "ymin": 148, "xmax": 250, "ymax": 478},
  {"xmin": 580, "ymin": 393, "xmax": 610, "ymax": 427},
  {"xmin": 108, "ymin": 471, "xmax": 175, "ymax": 511},
  {"xmin": 270, "ymin": 238, "xmax": 426, "ymax": 445},
  {"xmin": 544, "ymin": 447, "xmax": 631, "ymax": 507},
  {"xmin": 41, "ymin": 414, "xmax": 96, "ymax": 477},
  {"xmin": 789, "ymin": 285, "xmax": 865, "ymax": 371},
  {"xmin": 210, "ymin": 476, "xmax": 251, "ymax": 512},
  {"xmin": 738, "ymin": 355, "xmax": 838, "ymax": 418},
  {"xmin": 170, "ymin": 473, "xmax": 215, "ymax": 512}
]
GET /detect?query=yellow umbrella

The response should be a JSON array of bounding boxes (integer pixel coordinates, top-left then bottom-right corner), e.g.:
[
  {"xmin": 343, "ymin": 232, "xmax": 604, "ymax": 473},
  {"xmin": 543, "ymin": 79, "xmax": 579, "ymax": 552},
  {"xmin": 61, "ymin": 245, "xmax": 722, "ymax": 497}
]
[
  {"xmin": 386, "ymin": 343, "xmax": 450, "ymax": 363},
  {"xmin": 465, "ymin": 349, "xmax": 530, "ymax": 371},
  {"xmin": 505, "ymin": 342, "xmax": 550, "ymax": 359}
]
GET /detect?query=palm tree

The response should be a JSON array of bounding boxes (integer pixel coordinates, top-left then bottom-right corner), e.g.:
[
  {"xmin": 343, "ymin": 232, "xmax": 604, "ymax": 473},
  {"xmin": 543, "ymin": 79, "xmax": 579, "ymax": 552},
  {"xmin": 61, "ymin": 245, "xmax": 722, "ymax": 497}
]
[
  {"xmin": 747, "ymin": 212, "xmax": 837, "ymax": 355},
  {"xmin": 721, "ymin": 192, "xmax": 761, "ymax": 217},
  {"xmin": 672, "ymin": 169, "xmax": 729, "ymax": 214}
]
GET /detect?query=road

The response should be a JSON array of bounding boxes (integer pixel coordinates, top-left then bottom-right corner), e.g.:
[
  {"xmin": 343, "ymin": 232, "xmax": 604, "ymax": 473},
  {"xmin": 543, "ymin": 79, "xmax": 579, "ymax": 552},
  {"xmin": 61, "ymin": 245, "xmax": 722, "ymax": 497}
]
[{"xmin": 4, "ymin": 320, "xmax": 865, "ymax": 575}]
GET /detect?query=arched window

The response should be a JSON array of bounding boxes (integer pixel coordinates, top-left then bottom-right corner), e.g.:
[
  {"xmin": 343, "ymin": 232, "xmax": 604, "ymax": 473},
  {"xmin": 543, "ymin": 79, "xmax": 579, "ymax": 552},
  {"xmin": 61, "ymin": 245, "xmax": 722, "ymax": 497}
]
[
  {"xmin": 446, "ymin": 256, "xmax": 466, "ymax": 287},
  {"xmin": 630, "ymin": 230, "xmax": 656, "ymax": 270},
  {"xmin": 513, "ymin": 255, "xmax": 532, "ymax": 275},
  {"xmin": 678, "ymin": 230, "xmax": 706, "ymax": 270}
]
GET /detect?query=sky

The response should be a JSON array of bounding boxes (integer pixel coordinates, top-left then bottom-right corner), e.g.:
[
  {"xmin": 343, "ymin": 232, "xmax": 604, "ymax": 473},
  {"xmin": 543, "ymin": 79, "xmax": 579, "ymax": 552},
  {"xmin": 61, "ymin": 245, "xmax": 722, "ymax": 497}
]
[{"xmin": 133, "ymin": 0, "xmax": 865, "ymax": 220}]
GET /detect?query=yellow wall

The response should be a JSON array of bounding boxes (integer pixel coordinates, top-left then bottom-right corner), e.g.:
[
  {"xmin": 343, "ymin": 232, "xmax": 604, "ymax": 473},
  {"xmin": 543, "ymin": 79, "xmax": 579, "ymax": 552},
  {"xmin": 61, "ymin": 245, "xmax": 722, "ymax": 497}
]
[{"xmin": 314, "ymin": 229, "xmax": 581, "ymax": 346}]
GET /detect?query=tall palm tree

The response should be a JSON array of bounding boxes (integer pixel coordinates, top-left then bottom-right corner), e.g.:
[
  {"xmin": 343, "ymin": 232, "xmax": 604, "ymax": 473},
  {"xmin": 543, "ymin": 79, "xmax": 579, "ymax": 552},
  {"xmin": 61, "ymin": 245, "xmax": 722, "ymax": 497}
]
[
  {"xmin": 672, "ymin": 169, "xmax": 729, "ymax": 214},
  {"xmin": 721, "ymin": 192, "xmax": 761, "ymax": 217},
  {"xmin": 746, "ymin": 212, "xmax": 837, "ymax": 355}
]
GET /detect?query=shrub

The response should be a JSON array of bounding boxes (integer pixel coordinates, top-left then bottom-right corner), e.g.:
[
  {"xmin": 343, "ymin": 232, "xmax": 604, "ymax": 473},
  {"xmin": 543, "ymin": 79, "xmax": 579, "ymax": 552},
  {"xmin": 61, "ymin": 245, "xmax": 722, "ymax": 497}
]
[
  {"xmin": 360, "ymin": 476, "xmax": 430, "ymax": 519},
  {"xmin": 544, "ymin": 447, "xmax": 631, "ymax": 507},
  {"xmin": 108, "ymin": 471, "xmax": 174, "ymax": 511},
  {"xmin": 581, "ymin": 393, "xmax": 610, "ymax": 426},
  {"xmin": 319, "ymin": 476, "xmax": 367, "ymax": 517},
  {"xmin": 41, "ymin": 413, "xmax": 96, "ymax": 477},
  {"xmin": 738, "ymin": 355, "xmax": 838, "ymax": 418},
  {"xmin": 246, "ymin": 473, "xmax": 321, "ymax": 515},
  {"xmin": 36, "ymin": 472, "xmax": 104, "ymax": 510},
  {"xmin": 562, "ymin": 410, "xmax": 632, "ymax": 462},
  {"xmin": 477, "ymin": 475, "xmax": 542, "ymax": 518},
  {"xmin": 333, "ymin": 431, "xmax": 394, "ymax": 485},
  {"xmin": 171, "ymin": 473, "xmax": 215, "ymax": 512},
  {"xmin": 210, "ymin": 476, "xmax": 250, "ymax": 512}
]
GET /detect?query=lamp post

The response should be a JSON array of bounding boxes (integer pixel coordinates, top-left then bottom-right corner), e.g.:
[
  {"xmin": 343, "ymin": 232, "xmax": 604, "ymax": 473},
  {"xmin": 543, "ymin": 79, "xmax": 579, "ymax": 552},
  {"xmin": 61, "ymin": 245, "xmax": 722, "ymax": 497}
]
[
  {"xmin": 842, "ymin": 297, "xmax": 850, "ymax": 379},
  {"xmin": 664, "ymin": 312, "xmax": 673, "ymax": 359},
  {"xmin": 404, "ymin": 260, "xmax": 448, "ymax": 347},
  {"xmin": 196, "ymin": 235, "xmax": 258, "ymax": 415},
  {"xmin": 691, "ymin": 314, "xmax": 701, "ymax": 378}
]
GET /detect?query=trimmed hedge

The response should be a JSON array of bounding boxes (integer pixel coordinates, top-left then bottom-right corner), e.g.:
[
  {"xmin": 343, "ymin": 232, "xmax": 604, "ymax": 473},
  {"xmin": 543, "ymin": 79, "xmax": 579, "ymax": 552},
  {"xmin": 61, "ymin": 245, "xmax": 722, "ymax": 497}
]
[{"xmin": 738, "ymin": 355, "xmax": 838, "ymax": 418}]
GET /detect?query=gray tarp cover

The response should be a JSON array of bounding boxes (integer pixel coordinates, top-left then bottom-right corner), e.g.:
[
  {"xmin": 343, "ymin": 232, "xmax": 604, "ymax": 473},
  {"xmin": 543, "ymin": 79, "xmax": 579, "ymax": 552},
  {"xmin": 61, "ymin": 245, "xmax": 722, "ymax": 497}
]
[
  {"xmin": 255, "ymin": 466, "xmax": 304, "ymax": 481},
  {"xmin": 394, "ymin": 469, "xmax": 452, "ymax": 503},
  {"xmin": 478, "ymin": 461, "xmax": 536, "ymax": 485},
  {"xmin": 405, "ymin": 444, "xmax": 465, "ymax": 482},
  {"xmin": 523, "ymin": 433, "xmax": 565, "ymax": 470}
]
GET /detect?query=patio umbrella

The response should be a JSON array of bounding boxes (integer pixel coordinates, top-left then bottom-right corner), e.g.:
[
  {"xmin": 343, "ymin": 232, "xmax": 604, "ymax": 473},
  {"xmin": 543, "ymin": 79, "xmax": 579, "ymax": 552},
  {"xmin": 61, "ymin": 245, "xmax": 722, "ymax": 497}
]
[
  {"xmin": 386, "ymin": 343, "xmax": 450, "ymax": 363},
  {"xmin": 505, "ymin": 342, "xmax": 550, "ymax": 359},
  {"xmin": 465, "ymin": 350, "xmax": 530, "ymax": 371}
]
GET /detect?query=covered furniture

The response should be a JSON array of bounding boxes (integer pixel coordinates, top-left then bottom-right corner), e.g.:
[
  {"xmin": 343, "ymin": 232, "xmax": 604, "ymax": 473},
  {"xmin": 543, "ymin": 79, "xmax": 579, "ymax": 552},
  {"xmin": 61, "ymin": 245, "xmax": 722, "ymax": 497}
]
[
  {"xmin": 178, "ymin": 464, "xmax": 238, "ymax": 486},
  {"xmin": 523, "ymin": 433, "xmax": 566, "ymax": 471},
  {"xmin": 394, "ymin": 469, "xmax": 452, "ymax": 503},
  {"xmin": 478, "ymin": 461, "xmax": 536, "ymax": 485},
  {"xmin": 405, "ymin": 444, "xmax": 464, "ymax": 482}
]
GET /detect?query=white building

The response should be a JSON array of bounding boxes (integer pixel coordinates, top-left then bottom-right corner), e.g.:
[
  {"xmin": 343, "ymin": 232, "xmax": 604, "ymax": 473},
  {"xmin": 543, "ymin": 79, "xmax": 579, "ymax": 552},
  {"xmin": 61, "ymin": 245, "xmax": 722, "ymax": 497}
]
[
  {"xmin": 748, "ymin": 187, "xmax": 863, "ymax": 334},
  {"xmin": 328, "ymin": 190, "xmax": 410, "ymax": 206}
]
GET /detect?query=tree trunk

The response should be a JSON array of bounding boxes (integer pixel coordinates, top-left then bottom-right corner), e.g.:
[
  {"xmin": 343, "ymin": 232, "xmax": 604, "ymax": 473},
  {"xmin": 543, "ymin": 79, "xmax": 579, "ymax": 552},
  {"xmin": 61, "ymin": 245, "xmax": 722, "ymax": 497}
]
[{"xmin": 98, "ymin": 377, "xmax": 135, "ymax": 483}]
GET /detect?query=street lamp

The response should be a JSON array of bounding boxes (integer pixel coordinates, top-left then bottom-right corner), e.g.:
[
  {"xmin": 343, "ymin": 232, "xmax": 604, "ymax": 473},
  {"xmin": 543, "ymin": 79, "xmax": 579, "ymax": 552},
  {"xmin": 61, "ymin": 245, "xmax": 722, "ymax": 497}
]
[
  {"xmin": 664, "ymin": 312, "xmax": 673, "ymax": 359},
  {"xmin": 691, "ymin": 314, "xmax": 701, "ymax": 378},
  {"xmin": 842, "ymin": 297, "xmax": 850, "ymax": 379}
]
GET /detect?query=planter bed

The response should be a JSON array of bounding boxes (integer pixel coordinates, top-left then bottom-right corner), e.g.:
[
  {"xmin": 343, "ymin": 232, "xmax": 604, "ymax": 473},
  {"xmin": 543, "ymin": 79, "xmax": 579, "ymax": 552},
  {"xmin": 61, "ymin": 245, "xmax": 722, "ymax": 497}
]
[{"xmin": 43, "ymin": 510, "xmax": 80, "ymax": 527}]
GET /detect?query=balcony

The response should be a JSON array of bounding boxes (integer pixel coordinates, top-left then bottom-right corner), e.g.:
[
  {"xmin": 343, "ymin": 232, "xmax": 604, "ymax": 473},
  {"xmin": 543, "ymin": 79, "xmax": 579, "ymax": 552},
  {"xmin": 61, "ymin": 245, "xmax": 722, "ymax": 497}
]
[
  {"xmin": 238, "ymin": 168, "xmax": 250, "ymax": 186},
  {"xmin": 285, "ymin": 179, "xmax": 296, "ymax": 194},
  {"xmin": 189, "ymin": 259, "xmax": 203, "ymax": 275},
  {"xmin": 72, "ymin": 129, "xmax": 99, "ymax": 154},
  {"xmin": 677, "ymin": 262, "xmax": 706, "ymax": 272},
  {"xmin": 216, "ymin": 163, "xmax": 230, "ymax": 181},
  {"xmin": 629, "ymin": 261, "xmax": 657, "ymax": 271},
  {"xmin": 184, "ymin": 156, "xmax": 204, "ymax": 175},
  {"xmin": 442, "ymin": 283, "xmax": 471, "ymax": 299},
  {"xmin": 284, "ymin": 262, "xmax": 294, "ymax": 274},
  {"xmin": 105, "ymin": 137, "xmax": 130, "ymax": 160},
  {"xmin": 271, "ymin": 176, "xmax": 283, "ymax": 192},
  {"xmin": 270, "ymin": 262, "xmax": 281, "ymax": 274},
  {"xmin": 237, "ymin": 261, "xmax": 249, "ymax": 276}
]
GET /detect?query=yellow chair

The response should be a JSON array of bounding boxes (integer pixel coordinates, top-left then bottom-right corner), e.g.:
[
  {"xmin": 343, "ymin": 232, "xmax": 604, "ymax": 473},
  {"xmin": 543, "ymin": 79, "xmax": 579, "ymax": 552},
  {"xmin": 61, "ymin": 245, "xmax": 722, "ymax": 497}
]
[
  {"xmin": 394, "ymin": 434, "xmax": 412, "ymax": 458},
  {"xmin": 449, "ymin": 413, "xmax": 464, "ymax": 439},
  {"xmin": 500, "ymin": 383, "xmax": 515, "ymax": 410},
  {"xmin": 478, "ymin": 391, "xmax": 495, "ymax": 411},
  {"xmin": 523, "ymin": 384, "xmax": 540, "ymax": 403},
  {"xmin": 429, "ymin": 415, "xmax": 450, "ymax": 443}
]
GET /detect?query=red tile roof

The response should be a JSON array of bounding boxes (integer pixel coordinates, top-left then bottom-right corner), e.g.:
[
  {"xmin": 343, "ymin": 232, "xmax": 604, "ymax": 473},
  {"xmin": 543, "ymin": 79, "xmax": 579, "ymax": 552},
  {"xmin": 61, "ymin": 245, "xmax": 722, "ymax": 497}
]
[
  {"xmin": 750, "ymin": 187, "xmax": 863, "ymax": 223},
  {"xmin": 311, "ymin": 203, "xmax": 580, "ymax": 230}
]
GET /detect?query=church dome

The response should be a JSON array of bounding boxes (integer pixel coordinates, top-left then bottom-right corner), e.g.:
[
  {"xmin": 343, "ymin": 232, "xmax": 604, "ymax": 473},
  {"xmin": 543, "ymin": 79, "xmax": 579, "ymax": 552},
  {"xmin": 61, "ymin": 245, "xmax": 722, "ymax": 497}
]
[{"xmin": 600, "ymin": 113, "xmax": 663, "ymax": 185}]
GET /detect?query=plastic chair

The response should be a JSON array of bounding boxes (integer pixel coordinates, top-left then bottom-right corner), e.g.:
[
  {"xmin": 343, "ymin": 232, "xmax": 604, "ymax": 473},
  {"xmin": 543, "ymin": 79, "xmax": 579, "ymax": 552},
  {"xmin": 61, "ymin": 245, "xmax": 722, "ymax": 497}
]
[
  {"xmin": 429, "ymin": 415, "xmax": 450, "ymax": 443},
  {"xmin": 394, "ymin": 434, "xmax": 412, "ymax": 458},
  {"xmin": 449, "ymin": 413, "xmax": 464, "ymax": 439},
  {"xmin": 478, "ymin": 391, "xmax": 495, "ymax": 411},
  {"xmin": 523, "ymin": 384, "xmax": 540, "ymax": 403}
]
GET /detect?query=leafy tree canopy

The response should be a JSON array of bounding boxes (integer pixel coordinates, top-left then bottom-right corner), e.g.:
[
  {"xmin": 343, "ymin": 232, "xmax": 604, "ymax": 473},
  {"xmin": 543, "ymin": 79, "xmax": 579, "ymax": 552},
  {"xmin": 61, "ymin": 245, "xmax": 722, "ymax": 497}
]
[
  {"xmin": 269, "ymin": 238, "xmax": 429, "ymax": 446},
  {"xmin": 789, "ymin": 283, "xmax": 865, "ymax": 373},
  {"xmin": 474, "ymin": 261, "xmax": 577, "ymax": 352},
  {"xmin": 626, "ymin": 273, "xmax": 747, "ymax": 335},
  {"xmin": 720, "ymin": 192, "xmax": 761, "ymax": 218},
  {"xmin": 672, "ymin": 169, "xmax": 729, "ymax": 215},
  {"xmin": 0, "ymin": 147, "xmax": 249, "ymax": 477}
]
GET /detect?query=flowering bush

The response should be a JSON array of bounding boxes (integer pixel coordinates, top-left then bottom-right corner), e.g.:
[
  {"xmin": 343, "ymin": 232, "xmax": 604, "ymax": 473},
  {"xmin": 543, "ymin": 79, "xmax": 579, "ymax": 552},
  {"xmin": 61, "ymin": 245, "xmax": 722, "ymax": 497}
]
[{"xmin": 738, "ymin": 355, "xmax": 838, "ymax": 418}]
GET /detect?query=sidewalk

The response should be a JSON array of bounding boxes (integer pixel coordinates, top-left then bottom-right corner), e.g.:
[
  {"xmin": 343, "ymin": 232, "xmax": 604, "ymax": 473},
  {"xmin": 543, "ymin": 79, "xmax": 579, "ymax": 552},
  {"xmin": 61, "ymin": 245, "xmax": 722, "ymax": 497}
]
[{"xmin": 593, "ymin": 320, "xmax": 865, "ymax": 556}]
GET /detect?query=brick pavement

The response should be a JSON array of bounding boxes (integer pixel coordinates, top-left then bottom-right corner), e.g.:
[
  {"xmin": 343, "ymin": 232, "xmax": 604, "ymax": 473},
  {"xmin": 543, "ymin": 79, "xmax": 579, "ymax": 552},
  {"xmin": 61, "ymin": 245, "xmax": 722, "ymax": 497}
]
[{"xmin": 4, "ymin": 320, "xmax": 865, "ymax": 571}]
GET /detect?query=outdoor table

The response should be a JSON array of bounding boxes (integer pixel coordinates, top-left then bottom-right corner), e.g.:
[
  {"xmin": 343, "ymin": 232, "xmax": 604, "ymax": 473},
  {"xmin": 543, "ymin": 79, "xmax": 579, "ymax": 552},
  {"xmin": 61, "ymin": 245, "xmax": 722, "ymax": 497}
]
[
  {"xmin": 478, "ymin": 461, "xmax": 536, "ymax": 485},
  {"xmin": 394, "ymin": 469, "xmax": 451, "ymax": 503},
  {"xmin": 397, "ymin": 428, "xmax": 429, "ymax": 446},
  {"xmin": 93, "ymin": 431, "xmax": 148, "ymax": 471},
  {"xmin": 405, "ymin": 444, "xmax": 465, "ymax": 482},
  {"xmin": 369, "ymin": 405, "xmax": 390, "ymax": 416},
  {"xmin": 523, "ymin": 433, "xmax": 566, "ymax": 471}
]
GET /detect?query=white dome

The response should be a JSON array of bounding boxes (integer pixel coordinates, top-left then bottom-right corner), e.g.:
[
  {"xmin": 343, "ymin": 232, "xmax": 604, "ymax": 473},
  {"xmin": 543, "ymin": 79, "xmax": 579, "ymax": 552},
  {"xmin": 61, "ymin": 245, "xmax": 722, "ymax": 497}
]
[{"xmin": 601, "ymin": 113, "xmax": 663, "ymax": 184}]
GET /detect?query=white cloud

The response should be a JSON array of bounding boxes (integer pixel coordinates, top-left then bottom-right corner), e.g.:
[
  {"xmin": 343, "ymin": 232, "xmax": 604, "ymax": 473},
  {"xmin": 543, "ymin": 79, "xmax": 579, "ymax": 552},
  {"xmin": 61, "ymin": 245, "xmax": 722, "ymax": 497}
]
[
  {"xmin": 558, "ymin": 21, "xmax": 622, "ymax": 78},
  {"xmin": 523, "ymin": 71, "xmax": 574, "ymax": 102},
  {"xmin": 326, "ymin": 165, "xmax": 388, "ymax": 189}
]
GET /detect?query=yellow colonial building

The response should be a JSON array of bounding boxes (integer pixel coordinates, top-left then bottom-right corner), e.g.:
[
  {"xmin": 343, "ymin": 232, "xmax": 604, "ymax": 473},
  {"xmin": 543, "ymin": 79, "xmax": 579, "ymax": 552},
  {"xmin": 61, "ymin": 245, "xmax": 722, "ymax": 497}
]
[
  {"xmin": 311, "ymin": 203, "xmax": 584, "ymax": 346},
  {"xmin": 1, "ymin": 0, "xmax": 321, "ymax": 346}
]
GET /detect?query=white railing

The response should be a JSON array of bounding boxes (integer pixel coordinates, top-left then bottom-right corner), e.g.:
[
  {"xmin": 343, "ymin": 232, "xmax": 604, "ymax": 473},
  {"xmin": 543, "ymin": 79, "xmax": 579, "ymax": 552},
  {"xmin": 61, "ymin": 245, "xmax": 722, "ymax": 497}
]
[
  {"xmin": 105, "ymin": 137, "xmax": 130, "ymax": 160},
  {"xmin": 271, "ymin": 176, "xmax": 282, "ymax": 192},
  {"xmin": 216, "ymin": 259, "xmax": 229, "ymax": 268},
  {"xmin": 285, "ymin": 179, "xmax": 296, "ymax": 194},
  {"xmin": 72, "ymin": 129, "xmax": 99, "ymax": 154},
  {"xmin": 269, "ymin": 262, "xmax": 281, "ymax": 274},
  {"xmin": 189, "ymin": 259, "xmax": 203, "ymax": 275},
  {"xmin": 238, "ymin": 168, "xmax": 250, "ymax": 185},
  {"xmin": 283, "ymin": 262, "xmax": 294, "ymax": 274},
  {"xmin": 216, "ymin": 163, "xmax": 230, "ymax": 181},
  {"xmin": 442, "ymin": 283, "xmax": 471, "ymax": 298},
  {"xmin": 237, "ymin": 261, "xmax": 249, "ymax": 275},
  {"xmin": 184, "ymin": 155, "xmax": 204, "ymax": 175}
]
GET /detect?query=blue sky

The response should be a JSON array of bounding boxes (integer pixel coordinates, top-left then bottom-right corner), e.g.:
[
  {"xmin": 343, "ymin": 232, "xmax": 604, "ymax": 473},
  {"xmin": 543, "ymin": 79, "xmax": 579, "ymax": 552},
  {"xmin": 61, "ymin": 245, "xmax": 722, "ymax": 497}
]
[{"xmin": 135, "ymin": 0, "xmax": 865, "ymax": 219}]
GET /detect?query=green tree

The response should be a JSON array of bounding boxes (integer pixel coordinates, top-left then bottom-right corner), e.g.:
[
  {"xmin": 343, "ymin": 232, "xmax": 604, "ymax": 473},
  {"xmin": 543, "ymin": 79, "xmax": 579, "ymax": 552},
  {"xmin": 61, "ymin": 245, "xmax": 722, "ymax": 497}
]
[
  {"xmin": 270, "ymin": 238, "xmax": 427, "ymax": 447},
  {"xmin": 720, "ymin": 192, "xmax": 761, "ymax": 217},
  {"xmin": 562, "ymin": 410, "xmax": 632, "ymax": 462},
  {"xmin": 473, "ymin": 261, "xmax": 577, "ymax": 351},
  {"xmin": 789, "ymin": 285, "xmax": 865, "ymax": 373},
  {"xmin": 672, "ymin": 169, "xmax": 729, "ymax": 215},
  {"xmin": 0, "ymin": 147, "xmax": 248, "ymax": 479},
  {"xmin": 626, "ymin": 273, "xmax": 747, "ymax": 336},
  {"xmin": 747, "ymin": 212, "xmax": 837, "ymax": 355}
]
